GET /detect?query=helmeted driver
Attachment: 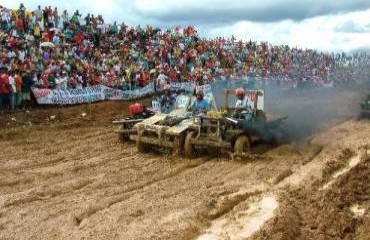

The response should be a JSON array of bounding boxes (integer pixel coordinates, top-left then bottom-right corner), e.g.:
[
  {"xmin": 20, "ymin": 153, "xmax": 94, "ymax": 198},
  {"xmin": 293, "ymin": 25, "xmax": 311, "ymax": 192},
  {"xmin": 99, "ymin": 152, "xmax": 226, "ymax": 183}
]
[
  {"xmin": 233, "ymin": 88, "xmax": 252, "ymax": 120},
  {"xmin": 188, "ymin": 89, "xmax": 210, "ymax": 114}
]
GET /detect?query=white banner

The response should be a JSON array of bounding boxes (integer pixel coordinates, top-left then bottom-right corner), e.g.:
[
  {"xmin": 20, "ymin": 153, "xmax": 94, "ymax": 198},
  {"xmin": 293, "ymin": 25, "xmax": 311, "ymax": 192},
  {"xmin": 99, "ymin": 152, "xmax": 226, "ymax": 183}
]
[
  {"xmin": 31, "ymin": 84, "xmax": 155, "ymax": 105},
  {"xmin": 31, "ymin": 83, "xmax": 212, "ymax": 105}
]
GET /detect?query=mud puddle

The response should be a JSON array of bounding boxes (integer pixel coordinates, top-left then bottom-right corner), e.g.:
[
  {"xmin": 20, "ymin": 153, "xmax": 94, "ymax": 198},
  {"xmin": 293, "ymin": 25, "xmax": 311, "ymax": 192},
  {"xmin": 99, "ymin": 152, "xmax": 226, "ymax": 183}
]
[
  {"xmin": 322, "ymin": 154, "xmax": 362, "ymax": 190},
  {"xmin": 350, "ymin": 204, "xmax": 366, "ymax": 218},
  {"xmin": 197, "ymin": 196, "xmax": 278, "ymax": 240}
]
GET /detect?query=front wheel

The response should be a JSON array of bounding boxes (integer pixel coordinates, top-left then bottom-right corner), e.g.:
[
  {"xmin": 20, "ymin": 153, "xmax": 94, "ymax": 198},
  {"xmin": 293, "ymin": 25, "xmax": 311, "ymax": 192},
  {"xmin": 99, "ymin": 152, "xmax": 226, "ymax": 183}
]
[
  {"xmin": 234, "ymin": 135, "xmax": 250, "ymax": 154},
  {"xmin": 184, "ymin": 131, "xmax": 196, "ymax": 158},
  {"xmin": 118, "ymin": 132, "xmax": 127, "ymax": 143},
  {"xmin": 136, "ymin": 134, "xmax": 147, "ymax": 153}
]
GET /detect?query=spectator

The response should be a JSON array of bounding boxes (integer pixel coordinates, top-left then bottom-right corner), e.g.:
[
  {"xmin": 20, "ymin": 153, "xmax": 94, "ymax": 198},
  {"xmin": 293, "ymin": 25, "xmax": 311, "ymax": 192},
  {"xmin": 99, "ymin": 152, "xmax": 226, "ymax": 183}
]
[
  {"xmin": 21, "ymin": 70, "xmax": 33, "ymax": 109},
  {"xmin": 14, "ymin": 71, "xmax": 22, "ymax": 109},
  {"xmin": 8, "ymin": 71, "xmax": 16, "ymax": 110}
]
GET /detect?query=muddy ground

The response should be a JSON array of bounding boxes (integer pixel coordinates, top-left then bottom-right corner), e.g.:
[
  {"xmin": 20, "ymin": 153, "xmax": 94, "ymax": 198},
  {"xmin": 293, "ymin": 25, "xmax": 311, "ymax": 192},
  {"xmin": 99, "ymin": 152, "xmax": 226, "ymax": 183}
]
[{"xmin": 0, "ymin": 89, "xmax": 369, "ymax": 240}]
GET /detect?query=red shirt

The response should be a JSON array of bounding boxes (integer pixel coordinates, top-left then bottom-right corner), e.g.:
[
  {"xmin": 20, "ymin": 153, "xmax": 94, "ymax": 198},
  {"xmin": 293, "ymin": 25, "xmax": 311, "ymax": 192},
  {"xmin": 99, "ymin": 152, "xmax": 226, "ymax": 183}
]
[
  {"xmin": 16, "ymin": 18, "xmax": 24, "ymax": 31},
  {"xmin": 9, "ymin": 38, "xmax": 17, "ymax": 48},
  {"xmin": 0, "ymin": 74, "xmax": 9, "ymax": 94},
  {"xmin": 168, "ymin": 71, "xmax": 178, "ymax": 81}
]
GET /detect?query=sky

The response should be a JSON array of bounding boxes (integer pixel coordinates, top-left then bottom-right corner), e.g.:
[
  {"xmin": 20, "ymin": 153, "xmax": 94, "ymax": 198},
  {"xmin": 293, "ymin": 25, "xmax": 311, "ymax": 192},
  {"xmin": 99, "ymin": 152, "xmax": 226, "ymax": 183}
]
[{"xmin": 1, "ymin": 0, "xmax": 370, "ymax": 53}]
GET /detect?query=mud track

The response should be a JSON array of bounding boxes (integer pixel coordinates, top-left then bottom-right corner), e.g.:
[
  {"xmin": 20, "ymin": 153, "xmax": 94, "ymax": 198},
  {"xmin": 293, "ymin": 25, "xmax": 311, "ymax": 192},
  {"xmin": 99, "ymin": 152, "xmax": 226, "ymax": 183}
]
[{"xmin": 0, "ymin": 96, "xmax": 369, "ymax": 239}]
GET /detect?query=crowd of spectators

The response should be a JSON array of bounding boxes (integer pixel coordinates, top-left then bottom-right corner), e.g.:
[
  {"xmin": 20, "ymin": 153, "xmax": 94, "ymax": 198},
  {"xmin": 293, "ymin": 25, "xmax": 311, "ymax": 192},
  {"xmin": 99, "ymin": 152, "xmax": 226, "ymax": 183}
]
[{"xmin": 1, "ymin": 3, "xmax": 370, "ymax": 112}]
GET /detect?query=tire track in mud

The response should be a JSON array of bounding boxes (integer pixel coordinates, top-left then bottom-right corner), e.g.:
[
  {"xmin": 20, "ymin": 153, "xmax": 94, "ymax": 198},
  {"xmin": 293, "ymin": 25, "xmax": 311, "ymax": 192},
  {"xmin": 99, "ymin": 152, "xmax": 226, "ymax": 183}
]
[
  {"xmin": 0, "ymin": 177, "xmax": 34, "ymax": 188},
  {"xmin": 73, "ymin": 159, "xmax": 210, "ymax": 226},
  {"xmin": 0, "ymin": 152, "xmax": 141, "ymax": 206},
  {"xmin": 0, "ymin": 177, "xmax": 97, "ymax": 208},
  {"xmin": 0, "ymin": 128, "xmax": 114, "ymax": 169}
]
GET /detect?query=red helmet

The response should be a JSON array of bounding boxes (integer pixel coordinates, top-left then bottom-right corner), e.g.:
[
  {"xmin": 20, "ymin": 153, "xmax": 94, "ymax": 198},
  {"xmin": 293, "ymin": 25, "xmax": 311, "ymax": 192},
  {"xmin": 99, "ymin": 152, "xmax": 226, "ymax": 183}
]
[
  {"xmin": 235, "ymin": 88, "xmax": 245, "ymax": 96},
  {"xmin": 129, "ymin": 103, "xmax": 144, "ymax": 114}
]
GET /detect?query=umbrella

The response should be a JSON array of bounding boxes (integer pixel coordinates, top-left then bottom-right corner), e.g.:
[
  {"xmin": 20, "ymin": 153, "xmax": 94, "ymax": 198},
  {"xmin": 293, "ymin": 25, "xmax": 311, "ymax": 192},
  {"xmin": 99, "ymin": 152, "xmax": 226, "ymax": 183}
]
[{"xmin": 40, "ymin": 42, "xmax": 55, "ymax": 48}]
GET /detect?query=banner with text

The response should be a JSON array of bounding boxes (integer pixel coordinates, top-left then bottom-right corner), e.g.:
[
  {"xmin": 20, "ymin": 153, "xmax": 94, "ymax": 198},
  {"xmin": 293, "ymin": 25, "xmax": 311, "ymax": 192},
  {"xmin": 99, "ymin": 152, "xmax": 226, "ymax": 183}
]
[{"xmin": 31, "ymin": 83, "xmax": 212, "ymax": 105}]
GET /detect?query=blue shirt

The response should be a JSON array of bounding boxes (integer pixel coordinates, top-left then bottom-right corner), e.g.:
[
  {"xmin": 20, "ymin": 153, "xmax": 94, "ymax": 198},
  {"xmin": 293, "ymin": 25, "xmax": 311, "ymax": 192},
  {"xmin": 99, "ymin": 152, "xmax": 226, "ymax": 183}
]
[{"xmin": 190, "ymin": 99, "xmax": 210, "ymax": 112}]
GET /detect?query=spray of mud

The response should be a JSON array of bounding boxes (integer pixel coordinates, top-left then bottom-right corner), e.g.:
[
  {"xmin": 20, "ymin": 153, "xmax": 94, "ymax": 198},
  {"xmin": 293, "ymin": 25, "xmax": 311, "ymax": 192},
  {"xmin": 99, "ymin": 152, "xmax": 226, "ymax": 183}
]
[{"xmin": 210, "ymin": 78, "xmax": 366, "ymax": 141}]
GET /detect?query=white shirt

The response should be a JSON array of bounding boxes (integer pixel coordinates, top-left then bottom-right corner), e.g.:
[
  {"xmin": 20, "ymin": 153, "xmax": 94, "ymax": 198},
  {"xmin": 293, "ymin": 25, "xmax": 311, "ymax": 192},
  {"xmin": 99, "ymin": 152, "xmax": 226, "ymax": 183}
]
[
  {"xmin": 34, "ymin": 8, "xmax": 42, "ymax": 20},
  {"xmin": 8, "ymin": 76, "xmax": 16, "ymax": 93},
  {"xmin": 235, "ymin": 98, "xmax": 249, "ymax": 111},
  {"xmin": 8, "ymin": 51, "xmax": 16, "ymax": 59},
  {"xmin": 62, "ymin": 12, "xmax": 69, "ymax": 23},
  {"xmin": 1, "ymin": 10, "xmax": 10, "ymax": 22},
  {"xmin": 156, "ymin": 73, "xmax": 167, "ymax": 88},
  {"xmin": 18, "ymin": 50, "xmax": 25, "ymax": 62},
  {"xmin": 114, "ymin": 64, "xmax": 121, "ymax": 73},
  {"xmin": 55, "ymin": 77, "xmax": 62, "ymax": 89},
  {"xmin": 52, "ymin": 35, "xmax": 60, "ymax": 45},
  {"xmin": 60, "ymin": 76, "xmax": 68, "ymax": 89}
]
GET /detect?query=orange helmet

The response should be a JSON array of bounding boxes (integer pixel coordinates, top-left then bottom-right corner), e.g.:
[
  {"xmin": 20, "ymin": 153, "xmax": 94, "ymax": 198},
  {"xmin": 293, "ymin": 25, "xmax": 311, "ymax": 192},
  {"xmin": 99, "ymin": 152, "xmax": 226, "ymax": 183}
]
[{"xmin": 235, "ymin": 88, "xmax": 245, "ymax": 96}]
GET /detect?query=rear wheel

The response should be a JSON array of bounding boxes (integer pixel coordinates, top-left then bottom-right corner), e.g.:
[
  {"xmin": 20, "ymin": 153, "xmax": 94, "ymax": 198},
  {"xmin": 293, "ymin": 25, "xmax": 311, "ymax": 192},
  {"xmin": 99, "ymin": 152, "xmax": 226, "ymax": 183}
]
[
  {"xmin": 234, "ymin": 135, "xmax": 250, "ymax": 154},
  {"xmin": 172, "ymin": 136, "xmax": 185, "ymax": 155},
  {"xmin": 118, "ymin": 124, "xmax": 129, "ymax": 143},
  {"xmin": 184, "ymin": 131, "xmax": 195, "ymax": 158},
  {"xmin": 136, "ymin": 134, "xmax": 146, "ymax": 153}
]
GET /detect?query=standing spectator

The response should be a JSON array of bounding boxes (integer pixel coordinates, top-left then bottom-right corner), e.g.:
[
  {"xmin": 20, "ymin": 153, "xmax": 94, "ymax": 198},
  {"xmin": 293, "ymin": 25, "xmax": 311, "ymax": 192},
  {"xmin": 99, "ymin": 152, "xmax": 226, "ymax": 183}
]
[
  {"xmin": 62, "ymin": 10, "xmax": 69, "ymax": 30},
  {"xmin": 34, "ymin": 5, "xmax": 42, "ymax": 21},
  {"xmin": 33, "ymin": 22, "xmax": 41, "ymax": 43},
  {"xmin": 21, "ymin": 70, "xmax": 33, "ymax": 109},
  {"xmin": 8, "ymin": 72, "xmax": 16, "ymax": 111},
  {"xmin": 59, "ymin": 71, "xmax": 68, "ymax": 89},
  {"xmin": 84, "ymin": 13, "xmax": 91, "ymax": 26},
  {"xmin": 0, "ymin": 70, "xmax": 9, "ymax": 112},
  {"xmin": 71, "ymin": 10, "xmax": 81, "ymax": 28},
  {"xmin": 14, "ymin": 71, "xmax": 22, "ymax": 109},
  {"xmin": 1, "ymin": 8, "xmax": 10, "ymax": 31},
  {"xmin": 156, "ymin": 70, "xmax": 168, "ymax": 90},
  {"xmin": 42, "ymin": 6, "xmax": 48, "ymax": 28},
  {"xmin": 53, "ymin": 7, "xmax": 59, "ymax": 28},
  {"xmin": 17, "ymin": 3, "xmax": 26, "ymax": 32}
]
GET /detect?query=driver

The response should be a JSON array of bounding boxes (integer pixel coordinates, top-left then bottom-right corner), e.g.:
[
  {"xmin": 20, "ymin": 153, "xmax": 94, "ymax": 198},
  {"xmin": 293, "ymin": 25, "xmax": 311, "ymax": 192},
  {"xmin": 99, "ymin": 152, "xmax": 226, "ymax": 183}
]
[
  {"xmin": 188, "ymin": 90, "xmax": 210, "ymax": 114},
  {"xmin": 160, "ymin": 84, "xmax": 176, "ymax": 113},
  {"xmin": 233, "ymin": 88, "xmax": 252, "ymax": 120}
]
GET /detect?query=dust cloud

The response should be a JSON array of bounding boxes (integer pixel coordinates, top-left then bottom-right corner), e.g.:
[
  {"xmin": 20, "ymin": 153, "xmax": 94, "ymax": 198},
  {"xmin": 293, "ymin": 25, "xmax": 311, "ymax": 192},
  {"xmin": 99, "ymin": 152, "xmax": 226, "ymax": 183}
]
[{"xmin": 209, "ymin": 78, "xmax": 366, "ymax": 140}]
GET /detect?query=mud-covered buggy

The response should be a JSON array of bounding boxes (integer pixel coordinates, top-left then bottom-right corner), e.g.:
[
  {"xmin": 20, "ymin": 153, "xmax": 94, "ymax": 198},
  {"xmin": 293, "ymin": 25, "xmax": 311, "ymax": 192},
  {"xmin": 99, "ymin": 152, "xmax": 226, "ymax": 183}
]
[
  {"xmin": 113, "ymin": 103, "xmax": 156, "ymax": 143},
  {"xmin": 183, "ymin": 89, "xmax": 287, "ymax": 158},
  {"xmin": 360, "ymin": 92, "xmax": 370, "ymax": 119},
  {"xmin": 135, "ymin": 93, "xmax": 217, "ymax": 154}
]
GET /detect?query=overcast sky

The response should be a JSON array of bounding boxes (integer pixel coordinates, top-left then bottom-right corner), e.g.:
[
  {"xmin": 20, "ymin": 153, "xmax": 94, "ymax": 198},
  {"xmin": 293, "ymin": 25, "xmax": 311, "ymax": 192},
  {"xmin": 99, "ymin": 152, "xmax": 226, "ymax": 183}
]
[{"xmin": 1, "ymin": 0, "xmax": 370, "ymax": 52}]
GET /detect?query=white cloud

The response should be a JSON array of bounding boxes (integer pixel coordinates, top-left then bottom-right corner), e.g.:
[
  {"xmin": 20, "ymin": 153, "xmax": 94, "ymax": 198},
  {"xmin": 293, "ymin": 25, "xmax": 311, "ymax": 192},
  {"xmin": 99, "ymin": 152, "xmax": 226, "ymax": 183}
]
[
  {"xmin": 134, "ymin": 0, "xmax": 370, "ymax": 22},
  {"xmin": 206, "ymin": 9, "xmax": 370, "ymax": 52}
]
